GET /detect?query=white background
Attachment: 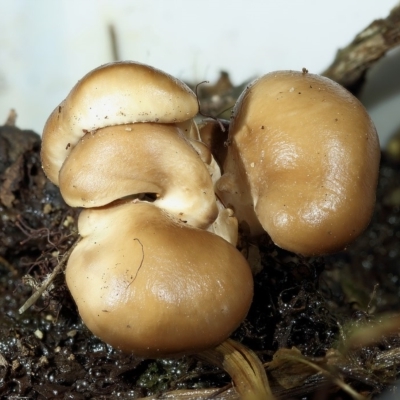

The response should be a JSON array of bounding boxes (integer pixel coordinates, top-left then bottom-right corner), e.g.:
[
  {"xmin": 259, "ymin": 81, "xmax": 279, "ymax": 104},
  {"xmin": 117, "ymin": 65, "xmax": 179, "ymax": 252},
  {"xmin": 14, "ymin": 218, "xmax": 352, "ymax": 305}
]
[{"xmin": 0, "ymin": 0, "xmax": 399, "ymax": 144}]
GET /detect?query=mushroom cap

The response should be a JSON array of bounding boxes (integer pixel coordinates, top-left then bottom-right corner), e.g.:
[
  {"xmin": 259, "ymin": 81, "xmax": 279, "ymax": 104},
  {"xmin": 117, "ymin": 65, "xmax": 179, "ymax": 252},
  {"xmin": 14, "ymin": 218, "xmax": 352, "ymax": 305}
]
[
  {"xmin": 217, "ymin": 70, "xmax": 380, "ymax": 255},
  {"xmin": 59, "ymin": 123, "xmax": 218, "ymax": 229},
  {"xmin": 42, "ymin": 61, "xmax": 199, "ymax": 184},
  {"xmin": 66, "ymin": 201, "xmax": 253, "ymax": 358}
]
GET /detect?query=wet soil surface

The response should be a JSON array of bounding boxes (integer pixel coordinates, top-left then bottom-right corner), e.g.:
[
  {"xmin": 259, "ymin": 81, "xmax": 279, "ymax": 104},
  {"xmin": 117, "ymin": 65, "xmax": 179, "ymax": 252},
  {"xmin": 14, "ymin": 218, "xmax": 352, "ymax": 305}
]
[{"xmin": 0, "ymin": 123, "xmax": 400, "ymax": 399}]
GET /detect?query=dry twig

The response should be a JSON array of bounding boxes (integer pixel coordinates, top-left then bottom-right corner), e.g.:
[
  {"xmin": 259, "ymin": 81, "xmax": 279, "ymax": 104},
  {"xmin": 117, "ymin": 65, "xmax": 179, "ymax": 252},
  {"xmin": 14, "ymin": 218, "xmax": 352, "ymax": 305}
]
[
  {"xmin": 18, "ymin": 237, "xmax": 81, "ymax": 314},
  {"xmin": 323, "ymin": 3, "xmax": 400, "ymax": 91}
]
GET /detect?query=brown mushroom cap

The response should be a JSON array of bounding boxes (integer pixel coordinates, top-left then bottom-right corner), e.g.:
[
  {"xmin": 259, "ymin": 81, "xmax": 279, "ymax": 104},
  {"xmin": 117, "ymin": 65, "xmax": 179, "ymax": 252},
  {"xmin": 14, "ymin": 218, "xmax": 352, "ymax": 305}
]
[
  {"xmin": 217, "ymin": 70, "xmax": 380, "ymax": 255},
  {"xmin": 42, "ymin": 61, "xmax": 199, "ymax": 184},
  {"xmin": 59, "ymin": 123, "xmax": 218, "ymax": 229},
  {"xmin": 66, "ymin": 201, "xmax": 253, "ymax": 358}
]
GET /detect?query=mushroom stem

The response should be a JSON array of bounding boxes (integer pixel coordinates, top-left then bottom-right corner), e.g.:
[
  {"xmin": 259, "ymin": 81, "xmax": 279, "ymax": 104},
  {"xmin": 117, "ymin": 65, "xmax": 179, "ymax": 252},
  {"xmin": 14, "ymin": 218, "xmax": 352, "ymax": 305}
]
[{"xmin": 198, "ymin": 338, "xmax": 274, "ymax": 400}]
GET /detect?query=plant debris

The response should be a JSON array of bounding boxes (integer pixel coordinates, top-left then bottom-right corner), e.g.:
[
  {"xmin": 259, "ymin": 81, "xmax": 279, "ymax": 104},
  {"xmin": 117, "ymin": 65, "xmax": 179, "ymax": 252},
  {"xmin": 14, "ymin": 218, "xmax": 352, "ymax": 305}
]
[{"xmin": 323, "ymin": 3, "xmax": 400, "ymax": 93}]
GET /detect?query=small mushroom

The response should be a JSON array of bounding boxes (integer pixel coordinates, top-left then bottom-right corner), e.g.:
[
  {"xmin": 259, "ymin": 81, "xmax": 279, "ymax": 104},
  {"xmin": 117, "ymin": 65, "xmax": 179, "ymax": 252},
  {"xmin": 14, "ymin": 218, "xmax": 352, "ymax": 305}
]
[
  {"xmin": 66, "ymin": 201, "xmax": 253, "ymax": 357},
  {"xmin": 217, "ymin": 70, "xmax": 380, "ymax": 255},
  {"xmin": 41, "ymin": 61, "xmax": 199, "ymax": 185},
  {"xmin": 58, "ymin": 122, "xmax": 218, "ymax": 229}
]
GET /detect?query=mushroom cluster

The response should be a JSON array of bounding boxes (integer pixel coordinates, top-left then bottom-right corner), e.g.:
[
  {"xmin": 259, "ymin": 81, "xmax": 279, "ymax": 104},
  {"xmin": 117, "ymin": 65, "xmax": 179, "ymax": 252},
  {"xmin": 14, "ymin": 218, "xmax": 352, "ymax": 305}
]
[
  {"xmin": 41, "ymin": 61, "xmax": 253, "ymax": 357},
  {"xmin": 41, "ymin": 62, "xmax": 380, "ymax": 358}
]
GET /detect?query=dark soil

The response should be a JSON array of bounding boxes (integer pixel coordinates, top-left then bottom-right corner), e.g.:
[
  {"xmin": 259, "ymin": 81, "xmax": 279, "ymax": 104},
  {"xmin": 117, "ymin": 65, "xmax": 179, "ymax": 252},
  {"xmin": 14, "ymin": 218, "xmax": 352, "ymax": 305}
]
[{"xmin": 1, "ymin": 119, "xmax": 400, "ymax": 399}]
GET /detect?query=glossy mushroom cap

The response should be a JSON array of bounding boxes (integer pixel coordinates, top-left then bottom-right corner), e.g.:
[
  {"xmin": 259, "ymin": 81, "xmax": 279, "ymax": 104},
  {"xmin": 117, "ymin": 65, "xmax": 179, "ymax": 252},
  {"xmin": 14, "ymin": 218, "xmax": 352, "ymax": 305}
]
[
  {"xmin": 66, "ymin": 202, "xmax": 253, "ymax": 358},
  {"xmin": 217, "ymin": 70, "xmax": 380, "ymax": 255},
  {"xmin": 42, "ymin": 61, "xmax": 199, "ymax": 185},
  {"xmin": 59, "ymin": 123, "xmax": 218, "ymax": 229}
]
